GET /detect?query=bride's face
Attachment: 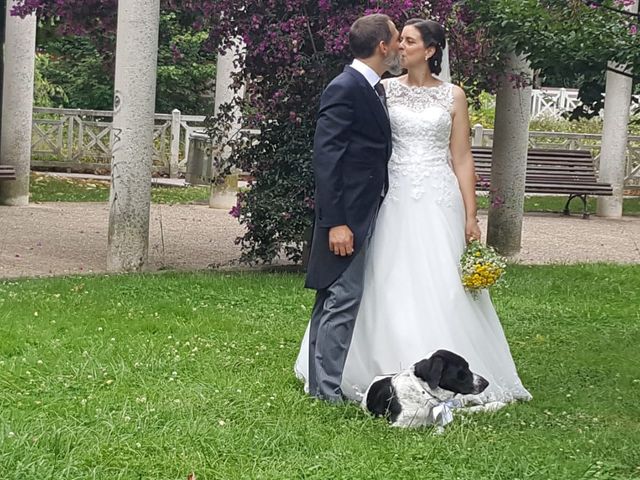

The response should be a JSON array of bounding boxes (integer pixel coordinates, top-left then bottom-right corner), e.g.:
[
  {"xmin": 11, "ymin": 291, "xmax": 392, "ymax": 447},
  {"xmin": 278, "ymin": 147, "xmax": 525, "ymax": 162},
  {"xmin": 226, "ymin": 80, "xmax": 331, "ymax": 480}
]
[{"xmin": 399, "ymin": 25, "xmax": 435, "ymax": 70}]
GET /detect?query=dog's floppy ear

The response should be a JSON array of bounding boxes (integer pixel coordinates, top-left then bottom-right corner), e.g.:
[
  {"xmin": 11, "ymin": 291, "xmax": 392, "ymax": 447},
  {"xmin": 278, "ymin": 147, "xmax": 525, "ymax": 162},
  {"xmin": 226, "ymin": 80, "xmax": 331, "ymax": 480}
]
[{"xmin": 414, "ymin": 355, "xmax": 445, "ymax": 390}]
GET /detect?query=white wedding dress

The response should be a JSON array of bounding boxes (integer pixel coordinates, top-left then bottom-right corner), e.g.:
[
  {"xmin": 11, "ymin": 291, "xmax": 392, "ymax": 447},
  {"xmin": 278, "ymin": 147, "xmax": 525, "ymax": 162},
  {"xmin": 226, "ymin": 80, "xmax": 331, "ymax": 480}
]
[{"xmin": 295, "ymin": 79, "xmax": 531, "ymax": 408}]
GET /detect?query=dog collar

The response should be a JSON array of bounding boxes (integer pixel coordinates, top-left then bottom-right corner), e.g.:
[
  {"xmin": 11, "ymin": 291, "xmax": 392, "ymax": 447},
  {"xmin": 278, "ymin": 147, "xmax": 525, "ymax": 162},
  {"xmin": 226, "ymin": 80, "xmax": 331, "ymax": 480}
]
[{"xmin": 406, "ymin": 371, "xmax": 462, "ymax": 427}]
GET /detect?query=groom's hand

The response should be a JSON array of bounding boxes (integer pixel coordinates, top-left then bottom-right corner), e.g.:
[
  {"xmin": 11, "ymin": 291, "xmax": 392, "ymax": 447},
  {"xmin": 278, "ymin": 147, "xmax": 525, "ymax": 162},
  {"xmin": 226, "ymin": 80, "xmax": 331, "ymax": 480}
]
[{"xmin": 329, "ymin": 225, "xmax": 354, "ymax": 256}]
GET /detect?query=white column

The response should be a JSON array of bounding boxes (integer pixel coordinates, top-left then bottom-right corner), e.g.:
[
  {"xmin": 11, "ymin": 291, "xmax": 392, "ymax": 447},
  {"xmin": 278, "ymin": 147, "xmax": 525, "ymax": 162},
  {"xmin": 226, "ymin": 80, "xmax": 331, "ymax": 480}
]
[
  {"xmin": 0, "ymin": 2, "xmax": 36, "ymax": 206},
  {"xmin": 107, "ymin": 0, "xmax": 160, "ymax": 272},
  {"xmin": 487, "ymin": 52, "xmax": 533, "ymax": 255},
  {"xmin": 209, "ymin": 39, "xmax": 245, "ymax": 209},
  {"xmin": 472, "ymin": 124, "xmax": 484, "ymax": 147},
  {"xmin": 169, "ymin": 108, "xmax": 181, "ymax": 178},
  {"xmin": 213, "ymin": 39, "xmax": 246, "ymax": 123},
  {"xmin": 597, "ymin": 0, "xmax": 638, "ymax": 218}
]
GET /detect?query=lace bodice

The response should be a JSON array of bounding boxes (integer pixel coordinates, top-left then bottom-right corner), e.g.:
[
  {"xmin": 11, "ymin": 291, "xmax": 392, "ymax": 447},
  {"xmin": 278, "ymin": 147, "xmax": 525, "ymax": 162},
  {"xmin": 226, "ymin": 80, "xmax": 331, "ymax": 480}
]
[{"xmin": 384, "ymin": 79, "xmax": 456, "ymax": 203}]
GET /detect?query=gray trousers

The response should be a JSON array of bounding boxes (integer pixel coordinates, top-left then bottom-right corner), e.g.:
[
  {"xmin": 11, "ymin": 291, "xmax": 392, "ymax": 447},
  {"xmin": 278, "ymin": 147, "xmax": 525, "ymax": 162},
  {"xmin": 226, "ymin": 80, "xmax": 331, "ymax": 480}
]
[{"xmin": 307, "ymin": 237, "xmax": 370, "ymax": 402}]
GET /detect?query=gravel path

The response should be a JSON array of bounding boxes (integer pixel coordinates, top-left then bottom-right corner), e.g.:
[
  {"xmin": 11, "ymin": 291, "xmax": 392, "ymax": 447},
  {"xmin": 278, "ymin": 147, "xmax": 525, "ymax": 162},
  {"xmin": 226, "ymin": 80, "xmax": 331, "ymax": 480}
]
[{"xmin": 1, "ymin": 202, "xmax": 638, "ymax": 279}]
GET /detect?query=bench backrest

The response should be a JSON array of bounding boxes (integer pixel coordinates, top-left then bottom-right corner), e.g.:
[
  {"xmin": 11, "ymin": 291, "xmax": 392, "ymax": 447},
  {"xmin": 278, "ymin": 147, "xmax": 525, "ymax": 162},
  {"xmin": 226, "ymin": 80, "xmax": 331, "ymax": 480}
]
[
  {"xmin": 472, "ymin": 147, "xmax": 599, "ymax": 183},
  {"xmin": 0, "ymin": 165, "xmax": 17, "ymax": 180},
  {"xmin": 471, "ymin": 146, "xmax": 613, "ymax": 196}
]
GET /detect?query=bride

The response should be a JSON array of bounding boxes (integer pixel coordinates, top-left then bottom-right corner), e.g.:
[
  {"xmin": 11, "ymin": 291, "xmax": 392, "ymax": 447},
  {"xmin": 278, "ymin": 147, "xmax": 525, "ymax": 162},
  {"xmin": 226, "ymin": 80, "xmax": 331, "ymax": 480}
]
[{"xmin": 295, "ymin": 18, "xmax": 531, "ymax": 408}]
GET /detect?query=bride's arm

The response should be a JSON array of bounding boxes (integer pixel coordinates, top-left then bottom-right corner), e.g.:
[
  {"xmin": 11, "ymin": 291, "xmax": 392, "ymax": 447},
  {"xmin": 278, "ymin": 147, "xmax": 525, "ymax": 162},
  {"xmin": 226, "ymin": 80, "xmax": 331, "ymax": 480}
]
[{"xmin": 449, "ymin": 85, "xmax": 481, "ymax": 242}]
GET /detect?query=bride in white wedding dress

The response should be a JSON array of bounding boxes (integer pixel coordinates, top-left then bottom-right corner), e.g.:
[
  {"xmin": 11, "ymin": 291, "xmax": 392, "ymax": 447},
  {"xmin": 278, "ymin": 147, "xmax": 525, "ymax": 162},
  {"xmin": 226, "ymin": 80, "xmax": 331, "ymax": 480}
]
[{"xmin": 295, "ymin": 19, "xmax": 531, "ymax": 408}]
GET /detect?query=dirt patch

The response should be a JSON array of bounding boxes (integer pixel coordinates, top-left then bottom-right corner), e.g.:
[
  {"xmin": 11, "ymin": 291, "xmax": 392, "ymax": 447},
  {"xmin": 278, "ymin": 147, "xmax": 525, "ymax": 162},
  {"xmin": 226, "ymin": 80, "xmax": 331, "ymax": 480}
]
[{"xmin": 0, "ymin": 203, "xmax": 638, "ymax": 279}]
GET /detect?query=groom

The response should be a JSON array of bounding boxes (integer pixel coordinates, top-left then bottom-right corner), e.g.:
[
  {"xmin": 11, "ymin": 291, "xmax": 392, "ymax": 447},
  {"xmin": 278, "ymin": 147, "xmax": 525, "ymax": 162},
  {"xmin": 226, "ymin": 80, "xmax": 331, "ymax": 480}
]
[{"xmin": 305, "ymin": 14, "xmax": 401, "ymax": 403}]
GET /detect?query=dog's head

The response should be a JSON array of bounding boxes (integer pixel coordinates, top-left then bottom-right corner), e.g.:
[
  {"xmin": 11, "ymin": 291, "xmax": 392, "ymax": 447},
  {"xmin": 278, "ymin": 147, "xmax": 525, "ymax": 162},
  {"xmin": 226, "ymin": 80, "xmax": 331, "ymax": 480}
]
[{"xmin": 413, "ymin": 350, "xmax": 489, "ymax": 395}]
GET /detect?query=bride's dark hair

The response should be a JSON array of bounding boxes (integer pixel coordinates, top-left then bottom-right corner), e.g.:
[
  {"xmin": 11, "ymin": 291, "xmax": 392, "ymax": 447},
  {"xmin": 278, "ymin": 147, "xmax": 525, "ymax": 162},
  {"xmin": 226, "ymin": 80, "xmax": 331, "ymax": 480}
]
[{"xmin": 404, "ymin": 19, "xmax": 446, "ymax": 75}]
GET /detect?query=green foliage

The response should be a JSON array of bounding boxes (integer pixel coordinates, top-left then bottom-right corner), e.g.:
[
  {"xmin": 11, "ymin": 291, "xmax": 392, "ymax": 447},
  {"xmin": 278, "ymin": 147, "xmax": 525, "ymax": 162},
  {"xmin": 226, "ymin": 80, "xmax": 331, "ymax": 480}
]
[
  {"xmin": 1, "ymin": 266, "xmax": 640, "ymax": 478},
  {"xmin": 468, "ymin": 91, "xmax": 497, "ymax": 127},
  {"xmin": 232, "ymin": 123, "xmax": 315, "ymax": 265},
  {"xmin": 465, "ymin": 0, "xmax": 640, "ymax": 118},
  {"xmin": 155, "ymin": 13, "xmax": 216, "ymax": 114},
  {"xmin": 33, "ymin": 54, "xmax": 68, "ymax": 107},
  {"xmin": 528, "ymin": 116, "xmax": 637, "ymax": 134},
  {"xmin": 35, "ymin": 36, "xmax": 114, "ymax": 110},
  {"xmin": 34, "ymin": 12, "xmax": 216, "ymax": 113}
]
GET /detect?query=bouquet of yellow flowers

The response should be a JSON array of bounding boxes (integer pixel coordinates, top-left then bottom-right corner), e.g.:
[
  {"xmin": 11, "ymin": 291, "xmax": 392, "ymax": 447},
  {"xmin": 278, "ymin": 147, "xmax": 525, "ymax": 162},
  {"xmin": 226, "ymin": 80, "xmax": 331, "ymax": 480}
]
[{"xmin": 460, "ymin": 240, "xmax": 506, "ymax": 297}]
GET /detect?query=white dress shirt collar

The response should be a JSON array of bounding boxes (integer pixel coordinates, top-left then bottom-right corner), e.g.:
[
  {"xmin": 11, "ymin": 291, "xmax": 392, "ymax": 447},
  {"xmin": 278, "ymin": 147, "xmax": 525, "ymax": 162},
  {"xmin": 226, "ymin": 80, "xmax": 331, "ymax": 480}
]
[{"xmin": 350, "ymin": 59, "xmax": 381, "ymax": 89}]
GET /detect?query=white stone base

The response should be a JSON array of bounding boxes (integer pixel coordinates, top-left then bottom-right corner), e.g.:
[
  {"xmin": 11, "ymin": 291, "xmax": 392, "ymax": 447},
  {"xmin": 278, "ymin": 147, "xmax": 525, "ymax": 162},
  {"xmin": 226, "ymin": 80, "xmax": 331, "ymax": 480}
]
[{"xmin": 209, "ymin": 176, "xmax": 238, "ymax": 210}]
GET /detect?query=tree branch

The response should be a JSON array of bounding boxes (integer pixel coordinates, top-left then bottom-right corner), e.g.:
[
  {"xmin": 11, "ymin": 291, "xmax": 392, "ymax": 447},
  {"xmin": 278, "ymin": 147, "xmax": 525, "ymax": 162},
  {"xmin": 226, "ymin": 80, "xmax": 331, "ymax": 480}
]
[{"xmin": 582, "ymin": 0, "xmax": 640, "ymax": 19}]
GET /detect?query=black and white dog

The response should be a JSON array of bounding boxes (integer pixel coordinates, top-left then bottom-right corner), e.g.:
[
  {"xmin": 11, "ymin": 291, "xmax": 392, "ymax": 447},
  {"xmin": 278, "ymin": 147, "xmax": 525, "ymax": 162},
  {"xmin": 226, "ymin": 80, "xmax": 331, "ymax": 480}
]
[{"xmin": 362, "ymin": 349, "xmax": 489, "ymax": 428}]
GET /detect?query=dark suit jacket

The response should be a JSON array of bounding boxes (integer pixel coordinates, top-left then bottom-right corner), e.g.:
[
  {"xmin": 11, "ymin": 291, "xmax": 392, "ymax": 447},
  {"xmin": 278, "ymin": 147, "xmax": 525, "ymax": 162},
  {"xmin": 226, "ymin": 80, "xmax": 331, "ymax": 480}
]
[{"xmin": 305, "ymin": 65, "xmax": 392, "ymax": 290}]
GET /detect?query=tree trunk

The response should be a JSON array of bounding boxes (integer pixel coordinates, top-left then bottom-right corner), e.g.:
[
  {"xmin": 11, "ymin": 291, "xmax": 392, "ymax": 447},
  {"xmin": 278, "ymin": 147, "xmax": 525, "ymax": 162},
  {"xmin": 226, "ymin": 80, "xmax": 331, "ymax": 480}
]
[
  {"xmin": 107, "ymin": 0, "xmax": 160, "ymax": 272},
  {"xmin": 486, "ymin": 52, "xmax": 533, "ymax": 255},
  {"xmin": 0, "ymin": 1, "xmax": 36, "ymax": 206},
  {"xmin": 597, "ymin": 0, "xmax": 638, "ymax": 218}
]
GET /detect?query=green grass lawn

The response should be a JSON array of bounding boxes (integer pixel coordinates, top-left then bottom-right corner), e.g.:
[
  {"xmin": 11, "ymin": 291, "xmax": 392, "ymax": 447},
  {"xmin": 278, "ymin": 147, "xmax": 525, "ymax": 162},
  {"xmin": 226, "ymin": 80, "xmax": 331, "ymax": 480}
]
[
  {"xmin": 30, "ymin": 172, "xmax": 640, "ymax": 215},
  {"xmin": 1, "ymin": 266, "xmax": 639, "ymax": 479},
  {"xmin": 30, "ymin": 173, "xmax": 210, "ymax": 204},
  {"xmin": 476, "ymin": 194, "xmax": 640, "ymax": 216}
]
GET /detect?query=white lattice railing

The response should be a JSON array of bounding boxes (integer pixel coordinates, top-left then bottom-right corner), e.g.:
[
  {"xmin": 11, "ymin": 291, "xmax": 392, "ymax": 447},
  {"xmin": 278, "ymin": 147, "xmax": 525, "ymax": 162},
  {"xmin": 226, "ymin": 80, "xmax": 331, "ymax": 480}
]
[
  {"xmin": 31, "ymin": 107, "xmax": 207, "ymax": 177},
  {"xmin": 31, "ymin": 106, "xmax": 640, "ymax": 186},
  {"xmin": 471, "ymin": 124, "xmax": 640, "ymax": 187},
  {"xmin": 477, "ymin": 88, "xmax": 640, "ymax": 119},
  {"xmin": 530, "ymin": 88, "xmax": 582, "ymax": 119}
]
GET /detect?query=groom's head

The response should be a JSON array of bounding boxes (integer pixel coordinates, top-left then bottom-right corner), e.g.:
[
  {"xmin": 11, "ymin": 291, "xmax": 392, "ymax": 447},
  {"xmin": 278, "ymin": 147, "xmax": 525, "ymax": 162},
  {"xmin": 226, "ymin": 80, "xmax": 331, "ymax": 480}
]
[{"xmin": 349, "ymin": 14, "xmax": 401, "ymax": 75}]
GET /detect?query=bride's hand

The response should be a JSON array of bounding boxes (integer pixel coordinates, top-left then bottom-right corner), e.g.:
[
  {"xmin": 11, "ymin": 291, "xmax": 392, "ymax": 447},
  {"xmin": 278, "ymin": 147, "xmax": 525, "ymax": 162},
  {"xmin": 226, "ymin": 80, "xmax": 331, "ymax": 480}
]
[{"xmin": 465, "ymin": 217, "xmax": 481, "ymax": 244}]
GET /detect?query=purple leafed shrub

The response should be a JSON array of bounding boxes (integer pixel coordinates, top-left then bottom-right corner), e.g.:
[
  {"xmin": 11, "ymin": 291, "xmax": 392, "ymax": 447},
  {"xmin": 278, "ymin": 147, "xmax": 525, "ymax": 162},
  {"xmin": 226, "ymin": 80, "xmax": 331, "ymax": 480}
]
[{"xmin": 14, "ymin": 0, "xmax": 496, "ymax": 264}]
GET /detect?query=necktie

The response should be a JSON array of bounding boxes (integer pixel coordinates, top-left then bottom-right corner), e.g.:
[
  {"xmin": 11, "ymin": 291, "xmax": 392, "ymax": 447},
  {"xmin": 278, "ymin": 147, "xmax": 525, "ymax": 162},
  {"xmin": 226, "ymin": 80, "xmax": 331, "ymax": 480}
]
[{"xmin": 374, "ymin": 81, "xmax": 388, "ymax": 116}]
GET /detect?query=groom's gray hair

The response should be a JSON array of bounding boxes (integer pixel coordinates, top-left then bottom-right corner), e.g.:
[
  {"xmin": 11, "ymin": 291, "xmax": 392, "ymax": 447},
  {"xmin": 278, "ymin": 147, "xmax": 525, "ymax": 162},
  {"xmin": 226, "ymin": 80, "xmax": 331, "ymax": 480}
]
[{"xmin": 349, "ymin": 14, "xmax": 393, "ymax": 59}]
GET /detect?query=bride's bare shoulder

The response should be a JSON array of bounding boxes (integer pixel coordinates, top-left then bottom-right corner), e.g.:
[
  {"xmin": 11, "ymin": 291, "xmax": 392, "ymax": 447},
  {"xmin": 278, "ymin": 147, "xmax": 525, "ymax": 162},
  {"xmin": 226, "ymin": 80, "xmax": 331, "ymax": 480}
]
[{"xmin": 451, "ymin": 84, "xmax": 467, "ymax": 100}]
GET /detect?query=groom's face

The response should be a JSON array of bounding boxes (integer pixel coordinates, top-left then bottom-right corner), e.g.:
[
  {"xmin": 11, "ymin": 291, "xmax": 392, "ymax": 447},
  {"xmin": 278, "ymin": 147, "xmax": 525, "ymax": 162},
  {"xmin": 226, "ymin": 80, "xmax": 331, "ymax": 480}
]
[{"xmin": 383, "ymin": 21, "xmax": 402, "ymax": 75}]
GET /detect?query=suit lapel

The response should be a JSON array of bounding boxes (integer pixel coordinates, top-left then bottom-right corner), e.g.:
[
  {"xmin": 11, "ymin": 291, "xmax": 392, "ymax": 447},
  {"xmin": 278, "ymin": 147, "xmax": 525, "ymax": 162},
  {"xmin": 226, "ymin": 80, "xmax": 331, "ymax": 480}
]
[{"xmin": 344, "ymin": 66, "xmax": 392, "ymax": 140}]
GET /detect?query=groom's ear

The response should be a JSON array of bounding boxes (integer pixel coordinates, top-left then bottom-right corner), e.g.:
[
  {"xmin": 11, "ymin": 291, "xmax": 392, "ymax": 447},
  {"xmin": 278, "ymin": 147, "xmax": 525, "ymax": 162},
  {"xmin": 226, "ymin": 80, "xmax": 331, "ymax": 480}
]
[
  {"xmin": 377, "ymin": 40, "xmax": 387, "ymax": 55},
  {"xmin": 414, "ymin": 355, "xmax": 445, "ymax": 390}
]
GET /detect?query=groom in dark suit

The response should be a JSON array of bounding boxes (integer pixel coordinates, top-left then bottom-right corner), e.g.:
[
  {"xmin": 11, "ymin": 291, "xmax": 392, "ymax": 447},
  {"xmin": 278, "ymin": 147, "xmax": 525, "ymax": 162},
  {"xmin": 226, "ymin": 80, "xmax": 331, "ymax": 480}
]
[{"xmin": 305, "ymin": 14, "xmax": 401, "ymax": 403}]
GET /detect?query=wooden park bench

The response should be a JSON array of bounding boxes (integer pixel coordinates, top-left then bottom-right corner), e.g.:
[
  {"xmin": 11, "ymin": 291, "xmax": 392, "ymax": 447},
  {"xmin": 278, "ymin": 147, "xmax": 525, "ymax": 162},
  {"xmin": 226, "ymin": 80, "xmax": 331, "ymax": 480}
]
[
  {"xmin": 0, "ymin": 165, "xmax": 17, "ymax": 181},
  {"xmin": 472, "ymin": 147, "xmax": 613, "ymax": 219}
]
